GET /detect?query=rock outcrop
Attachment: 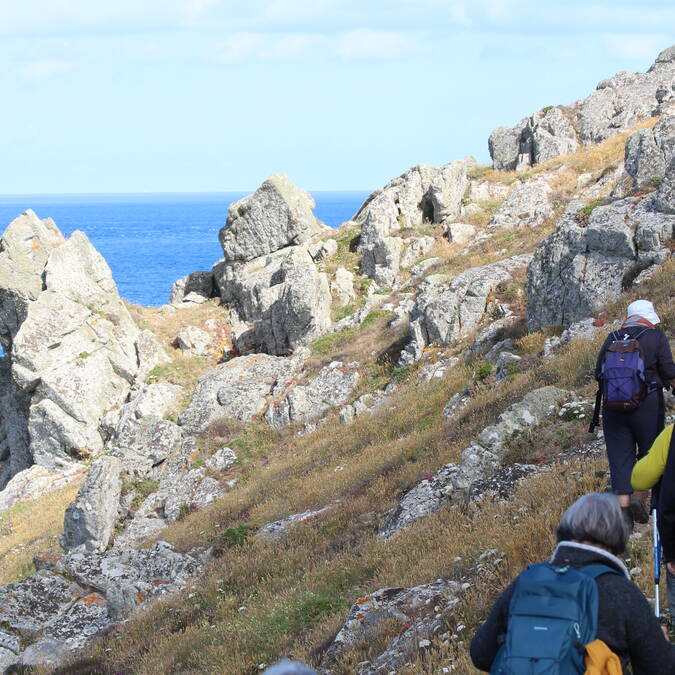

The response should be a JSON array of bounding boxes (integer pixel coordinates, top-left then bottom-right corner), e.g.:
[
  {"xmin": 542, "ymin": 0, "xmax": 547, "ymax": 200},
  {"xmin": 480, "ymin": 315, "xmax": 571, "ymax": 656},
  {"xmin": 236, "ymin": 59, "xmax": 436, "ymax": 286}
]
[
  {"xmin": 0, "ymin": 212, "xmax": 166, "ymax": 487},
  {"xmin": 400, "ymin": 255, "xmax": 531, "ymax": 364},
  {"xmin": 0, "ymin": 541, "xmax": 207, "ymax": 670},
  {"xmin": 380, "ymin": 386, "xmax": 571, "ymax": 537},
  {"xmin": 214, "ymin": 244, "xmax": 332, "ymax": 355},
  {"xmin": 219, "ymin": 174, "xmax": 326, "ymax": 263},
  {"xmin": 526, "ymin": 188, "xmax": 674, "ymax": 329},
  {"xmin": 354, "ymin": 160, "xmax": 475, "ymax": 287},
  {"xmin": 489, "ymin": 45, "xmax": 675, "ymax": 170},
  {"xmin": 264, "ymin": 361, "xmax": 360, "ymax": 429},
  {"xmin": 624, "ymin": 111, "xmax": 675, "ymax": 188},
  {"xmin": 487, "ymin": 180, "xmax": 553, "ymax": 230},
  {"xmin": 178, "ymin": 352, "xmax": 305, "ymax": 434}
]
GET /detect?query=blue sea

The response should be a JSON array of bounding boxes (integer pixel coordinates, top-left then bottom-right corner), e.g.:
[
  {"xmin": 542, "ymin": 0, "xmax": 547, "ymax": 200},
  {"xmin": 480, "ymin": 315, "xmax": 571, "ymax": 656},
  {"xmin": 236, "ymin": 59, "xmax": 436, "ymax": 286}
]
[{"xmin": 0, "ymin": 192, "xmax": 368, "ymax": 307}]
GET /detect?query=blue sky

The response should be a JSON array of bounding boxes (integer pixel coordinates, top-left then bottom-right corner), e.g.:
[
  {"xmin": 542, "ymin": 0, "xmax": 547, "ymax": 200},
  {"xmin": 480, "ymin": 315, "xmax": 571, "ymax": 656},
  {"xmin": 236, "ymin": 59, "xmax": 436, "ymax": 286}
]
[{"xmin": 1, "ymin": 1, "xmax": 673, "ymax": 193}]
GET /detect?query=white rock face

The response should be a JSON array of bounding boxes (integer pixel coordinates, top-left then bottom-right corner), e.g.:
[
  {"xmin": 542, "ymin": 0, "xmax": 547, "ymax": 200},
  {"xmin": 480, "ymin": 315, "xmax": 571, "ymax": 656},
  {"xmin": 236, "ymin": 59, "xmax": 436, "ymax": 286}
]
[
  {"xmin": 214, "ymin": 244, "xmax": 332, "ymax": 355},
  {"xmin": 489, "ymin": 45, "xmax": 675, "ymax": 170},
  {"xmin": 527, "ymin": 189, "xmax": 674, "ymax": 329},
  {"xmin": 400, "ymin": 255, "xmax": 532, "ymax": 364},
  {"xmin": 219, "ymin": 174, "xmax": 325, "ymax": 263},
  {"xmin": 355, "ymin": 159, "xmax": 475, "ymax": 286},
  {"xmin": 0, "ymin": 212, "xmax": 165, "ymax": 484}
]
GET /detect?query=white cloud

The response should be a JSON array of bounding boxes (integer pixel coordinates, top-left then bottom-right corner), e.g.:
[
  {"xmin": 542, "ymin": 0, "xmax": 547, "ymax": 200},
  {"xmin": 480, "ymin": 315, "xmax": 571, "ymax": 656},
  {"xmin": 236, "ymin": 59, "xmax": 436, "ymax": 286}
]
[
  {"xmin": 217, "ymin": 31, "xmax": 322, "ymax": 64},
  {"xmin": 335, "ymin": 29, "xmax": 418, "ymax": 60},
  {"xmin": 18, "ymin": 58, "xmax": 73, "ymax": 80}
]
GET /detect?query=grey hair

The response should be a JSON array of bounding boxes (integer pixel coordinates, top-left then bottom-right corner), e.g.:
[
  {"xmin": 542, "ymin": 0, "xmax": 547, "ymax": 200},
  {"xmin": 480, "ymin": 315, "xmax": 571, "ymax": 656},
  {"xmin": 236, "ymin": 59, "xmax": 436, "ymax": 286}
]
[
  {"xmin": 263, "ymin": 661, "xmax": 317, "ymax": 675},
  {"xmin": 556, "ymin": 493, "xmax": 630, "ymax": 555}
]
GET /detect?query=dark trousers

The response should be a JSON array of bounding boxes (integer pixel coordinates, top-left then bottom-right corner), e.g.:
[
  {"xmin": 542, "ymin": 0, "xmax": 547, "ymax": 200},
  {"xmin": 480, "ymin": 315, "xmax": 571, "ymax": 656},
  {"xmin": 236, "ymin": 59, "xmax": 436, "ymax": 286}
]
[{"xmin": 603, "ymin": 392, "xmax": 663, "ymax": 494}]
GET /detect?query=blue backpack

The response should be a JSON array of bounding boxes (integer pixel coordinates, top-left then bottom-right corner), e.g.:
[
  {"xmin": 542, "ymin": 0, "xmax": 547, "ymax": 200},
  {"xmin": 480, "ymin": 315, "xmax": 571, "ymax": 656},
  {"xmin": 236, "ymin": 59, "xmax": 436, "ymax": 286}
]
[
  {"xmin": 490, "ymin": 563, "xmax": 620, "ymax": 674},
  {"xmin": 599, "ymin": 330, "xmax": 649, "ymax": 412}
]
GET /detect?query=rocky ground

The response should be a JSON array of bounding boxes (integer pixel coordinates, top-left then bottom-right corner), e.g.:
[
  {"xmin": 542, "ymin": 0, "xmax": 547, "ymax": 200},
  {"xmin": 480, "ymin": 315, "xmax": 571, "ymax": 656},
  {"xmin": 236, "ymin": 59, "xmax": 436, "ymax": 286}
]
[{"xmin": 0, "ymin": 44, "xmax": 673, "ymax": 674}]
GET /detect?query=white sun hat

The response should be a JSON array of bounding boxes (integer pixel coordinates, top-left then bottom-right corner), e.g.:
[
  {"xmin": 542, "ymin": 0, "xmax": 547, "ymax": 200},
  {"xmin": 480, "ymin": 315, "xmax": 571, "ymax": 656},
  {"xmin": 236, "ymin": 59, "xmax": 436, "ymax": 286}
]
[{"xmin": 626, "ymin": 299, "xmax": 660, "ymax": 325}]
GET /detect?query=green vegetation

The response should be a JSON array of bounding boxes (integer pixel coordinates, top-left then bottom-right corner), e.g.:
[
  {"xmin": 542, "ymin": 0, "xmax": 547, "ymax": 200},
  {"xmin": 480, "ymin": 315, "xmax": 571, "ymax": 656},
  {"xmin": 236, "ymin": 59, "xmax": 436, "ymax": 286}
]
[{"xmin": 474, "ymin": 361, "xmax": 493, "ymax": 381}]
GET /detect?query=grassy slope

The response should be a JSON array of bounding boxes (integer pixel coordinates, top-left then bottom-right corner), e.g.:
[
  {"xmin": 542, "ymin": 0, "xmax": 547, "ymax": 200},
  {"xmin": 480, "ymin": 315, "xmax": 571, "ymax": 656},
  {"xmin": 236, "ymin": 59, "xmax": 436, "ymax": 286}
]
[
  {"xmin": 13, "ymin": 120, "xmax": 669, "ymax": 673},
  {"xmin": 71, "ymin": 255, "xmax": 672, "ymax": 673}
]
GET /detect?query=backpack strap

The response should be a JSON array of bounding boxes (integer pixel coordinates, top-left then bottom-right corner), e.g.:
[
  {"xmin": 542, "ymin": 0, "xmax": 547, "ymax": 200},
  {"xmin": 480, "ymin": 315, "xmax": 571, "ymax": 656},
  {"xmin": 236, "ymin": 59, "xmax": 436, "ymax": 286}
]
[{"xmin": 579, "ymin": 564, "xmax": 622, "ymax": 580}]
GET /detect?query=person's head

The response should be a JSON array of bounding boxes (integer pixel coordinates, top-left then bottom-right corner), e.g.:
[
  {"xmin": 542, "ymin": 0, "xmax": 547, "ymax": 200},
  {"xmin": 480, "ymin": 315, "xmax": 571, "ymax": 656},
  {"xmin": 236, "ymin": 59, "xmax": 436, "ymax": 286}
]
[
  {"xmin": 626, "ymin": 299, "xmax": 660, "ymax": 325},
  {"xmin": 556, "ymin": 493, "xmax": 630, "ymax": 556}
]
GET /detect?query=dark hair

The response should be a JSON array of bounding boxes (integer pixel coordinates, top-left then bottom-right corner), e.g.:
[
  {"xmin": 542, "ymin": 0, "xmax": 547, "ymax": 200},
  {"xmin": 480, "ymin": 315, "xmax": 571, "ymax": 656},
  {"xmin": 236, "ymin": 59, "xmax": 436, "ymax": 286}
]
[{"xmin": 556, "ymin": 493, "xmax": 630, "ymax": 555}]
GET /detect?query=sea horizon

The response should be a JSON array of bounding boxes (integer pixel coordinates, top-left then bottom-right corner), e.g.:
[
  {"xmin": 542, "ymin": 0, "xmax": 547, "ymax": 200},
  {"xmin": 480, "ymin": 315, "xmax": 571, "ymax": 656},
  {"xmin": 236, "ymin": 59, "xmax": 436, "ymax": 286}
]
[{"xmin": 0, "ymin": 190, "xmax": 370, "ymax": 308}]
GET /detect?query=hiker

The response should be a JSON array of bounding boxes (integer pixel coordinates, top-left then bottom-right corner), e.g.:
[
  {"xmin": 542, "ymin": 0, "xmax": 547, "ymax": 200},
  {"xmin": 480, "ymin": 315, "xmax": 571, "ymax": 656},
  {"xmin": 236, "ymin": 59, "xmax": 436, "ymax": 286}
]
[
  {"xmin": 470, "ymin": 493, "xmax": 675, "ymax": 674},
  {"xmin": 632, "ymin": 424, "xmax": 675, "ymax": 613},
  {"xmin": 593, "ymin": 299, "xmax": 675, "ymax": 528}
]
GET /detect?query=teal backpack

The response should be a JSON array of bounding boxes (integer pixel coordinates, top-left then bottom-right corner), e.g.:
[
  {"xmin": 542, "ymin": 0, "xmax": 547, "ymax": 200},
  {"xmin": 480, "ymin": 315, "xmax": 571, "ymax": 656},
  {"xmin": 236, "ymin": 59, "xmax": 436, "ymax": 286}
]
[{"xmin": 491, "ymin": 562, "xmax": 620, "ymax": 674}]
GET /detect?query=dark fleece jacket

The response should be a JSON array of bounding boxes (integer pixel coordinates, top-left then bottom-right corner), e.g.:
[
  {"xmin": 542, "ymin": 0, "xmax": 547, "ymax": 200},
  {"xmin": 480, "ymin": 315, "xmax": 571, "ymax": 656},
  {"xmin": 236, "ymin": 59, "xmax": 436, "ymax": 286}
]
[
  {"xmin": 469, "ymin": 542, "xmax": 675, "ymax": 674},
  {"xmin": 595, "ymin": 326, "xmax": 675, "ymax": 390}
]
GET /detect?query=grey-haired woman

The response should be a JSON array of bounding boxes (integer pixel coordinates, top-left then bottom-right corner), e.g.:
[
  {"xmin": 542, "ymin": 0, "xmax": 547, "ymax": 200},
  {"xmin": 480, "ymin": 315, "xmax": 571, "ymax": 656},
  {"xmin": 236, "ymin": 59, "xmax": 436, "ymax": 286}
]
[{"xmin": 470, "ymin": 493, "xmax": 675, "ymax": 673}]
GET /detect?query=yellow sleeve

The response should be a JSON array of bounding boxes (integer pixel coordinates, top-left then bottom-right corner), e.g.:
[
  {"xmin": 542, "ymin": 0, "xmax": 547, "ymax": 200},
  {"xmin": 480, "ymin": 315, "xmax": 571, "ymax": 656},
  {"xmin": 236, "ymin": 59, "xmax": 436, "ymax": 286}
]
[{"xmin": 631, "ymin": 425, "xmax": 674, "ymax": 490}]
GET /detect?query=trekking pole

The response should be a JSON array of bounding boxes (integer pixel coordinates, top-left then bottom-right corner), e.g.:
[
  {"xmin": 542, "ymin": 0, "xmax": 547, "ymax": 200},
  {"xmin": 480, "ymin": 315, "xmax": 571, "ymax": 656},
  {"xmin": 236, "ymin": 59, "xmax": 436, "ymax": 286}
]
[{"xmin": 654, "ymin": 509, "xmax": 661, "ymax": 618}]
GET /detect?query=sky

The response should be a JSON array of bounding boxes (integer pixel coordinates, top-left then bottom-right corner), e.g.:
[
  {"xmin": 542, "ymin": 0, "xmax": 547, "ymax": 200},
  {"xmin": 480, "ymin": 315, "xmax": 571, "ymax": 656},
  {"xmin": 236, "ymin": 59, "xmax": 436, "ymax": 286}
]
[{"xmin": 1, "ymin": 1, "xmax": 674, "ymax": 194}]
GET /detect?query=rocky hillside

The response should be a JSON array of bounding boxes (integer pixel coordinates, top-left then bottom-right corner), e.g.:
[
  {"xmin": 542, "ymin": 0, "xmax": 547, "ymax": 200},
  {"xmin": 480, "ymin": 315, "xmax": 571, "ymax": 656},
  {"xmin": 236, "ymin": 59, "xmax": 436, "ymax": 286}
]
[{"xmin": 0, "ymin": 44, "xmax": 673, "ymax": 674}]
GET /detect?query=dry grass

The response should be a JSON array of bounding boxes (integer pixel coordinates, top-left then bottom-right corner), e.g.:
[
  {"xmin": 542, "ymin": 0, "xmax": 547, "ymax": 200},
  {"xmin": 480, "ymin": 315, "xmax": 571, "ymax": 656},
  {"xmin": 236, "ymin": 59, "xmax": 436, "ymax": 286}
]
[
  {"xmin": 72, "ymin": 261, "xmax": 671, "ymax": 674},
  {"xmin": 0, "ymin": 482, "xmax": 81, "ymax": 584}
]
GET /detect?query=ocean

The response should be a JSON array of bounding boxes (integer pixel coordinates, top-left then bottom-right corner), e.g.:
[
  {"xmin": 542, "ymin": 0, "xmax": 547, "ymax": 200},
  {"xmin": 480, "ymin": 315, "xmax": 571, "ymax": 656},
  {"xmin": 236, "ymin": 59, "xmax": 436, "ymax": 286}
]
[{"xmin": 0, "ymin": 191, "xmax": 369, "ymax": 307}]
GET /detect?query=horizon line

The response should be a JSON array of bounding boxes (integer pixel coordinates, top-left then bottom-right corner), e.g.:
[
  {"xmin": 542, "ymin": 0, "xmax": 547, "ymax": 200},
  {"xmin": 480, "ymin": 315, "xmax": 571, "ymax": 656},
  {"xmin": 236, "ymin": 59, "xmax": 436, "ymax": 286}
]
[{"xmin": 0, "ymin": 188, "xmax": 373, "ymax": 198}]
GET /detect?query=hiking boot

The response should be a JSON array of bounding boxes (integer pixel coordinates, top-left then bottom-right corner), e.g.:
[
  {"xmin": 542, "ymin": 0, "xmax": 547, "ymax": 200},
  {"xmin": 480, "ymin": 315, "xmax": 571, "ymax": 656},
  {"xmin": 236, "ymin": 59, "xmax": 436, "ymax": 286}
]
[
  {"xmin": 622, "ymin": 506, "xmax": 635, "ymax": 533},
  {"xmin": 630, "ymin": 497, "xmax": 650, "ymax": 525}
]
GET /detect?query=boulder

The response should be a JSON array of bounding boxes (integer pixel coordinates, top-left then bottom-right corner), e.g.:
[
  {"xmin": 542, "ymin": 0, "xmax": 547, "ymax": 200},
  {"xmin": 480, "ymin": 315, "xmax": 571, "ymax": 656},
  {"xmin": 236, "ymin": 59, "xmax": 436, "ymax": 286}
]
[
  {"xmin": 173, "ymin": 325, "xmax": 212, "ymax": 356},
  {"xmin": 445, "ymin": 222, "xmax": 476, "ymax": 245},
  {"xmin": 256, "ymin": 504, "xmax": 337, "ymax": 541},
  {"xmin": 0, "ymin": 464, "xmax": 85, "ymax": 513},
  {"xmin": 319, "ymin": 580, "xmax": 461, "ymax": 671},
  {"xmin": 61, "ymin": 456, "xmax": 123, "ymax": 553},
  {"xmin": 400, "ymin": 255, "xmax": 531, "ymax": 364},
  {"xmin": 169, "ymin": 270, "xmax": 215, "ymax": 305},
  {"xmin": 109, "ymin": 417, "xmax": 183, "ymax": 479},
  {"xmin": 656, "ymin": 157, "xmax": 675, "ymax": 213},
  {"xmin": 0, "ymin": 212, "xmax": 165, "ymax": 484},
  {"xmin": 214, "ymin": 245, "xmax": 332, "ymax": 355},
  {"xmin": 380, "ymin": 386, "xmax": 571, "ymax": 537},
  {"xmin": 487, "ymin": 180, "xmax": 553, "ymax": 230},
  {"xmin": 218, "ymin": 174, "xmax": 325, "ymax": 263},
  {"xmin": 526, "ymin": 190, "xmax": 674, "ymax": 329},
  {"xmin": 489, "ymin": 45, "xmax": 675, "ymax": 169},
  {"xmin": 178, "ymin": 352, "xmax": 305, "ymax": 435},
  {"xmin": 308, "ymin": 238, "xmax": 338, "ymax": 261},
  {"xmin": 331, "ymin": 267, "xmax": 356, "ymax": 306},
  {"xmin": 265, "ymin": 361, "xmax": 360, "ymax": 428}
]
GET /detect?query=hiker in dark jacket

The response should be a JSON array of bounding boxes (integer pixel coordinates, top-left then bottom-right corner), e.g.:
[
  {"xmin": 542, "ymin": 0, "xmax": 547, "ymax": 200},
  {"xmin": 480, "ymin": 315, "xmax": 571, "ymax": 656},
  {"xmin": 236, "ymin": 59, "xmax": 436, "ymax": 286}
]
[
  {"xmin": 470, "ymin": 493, "xmax": 675, "ymax": 674},
  {"xmin": 595, "ymin": 299, "xmax": 675, "ymax": 527}
]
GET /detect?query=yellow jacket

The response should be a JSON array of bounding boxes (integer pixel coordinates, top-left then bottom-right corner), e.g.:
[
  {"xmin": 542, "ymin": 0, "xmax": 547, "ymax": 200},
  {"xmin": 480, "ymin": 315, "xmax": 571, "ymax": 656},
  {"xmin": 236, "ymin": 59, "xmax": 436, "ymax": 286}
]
[
  {"xmin": 631, "ymin": 425, "xmax": 675, "ymax": 491},
  {"xmin": 585, "ymin": 639, "xmax": 623, "ymax": 674}
]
